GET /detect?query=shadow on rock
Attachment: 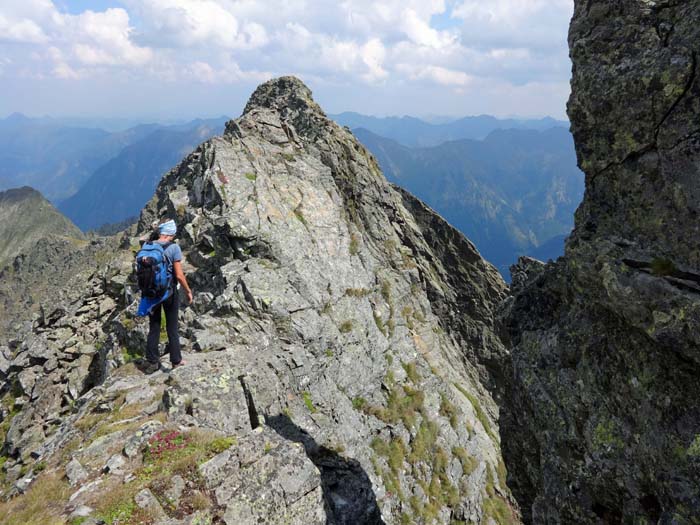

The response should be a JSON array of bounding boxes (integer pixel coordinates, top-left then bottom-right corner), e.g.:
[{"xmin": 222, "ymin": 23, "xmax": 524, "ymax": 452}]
[{"xmin": 266, "ymin": 413, "xmax": 385, "ymax": 525}]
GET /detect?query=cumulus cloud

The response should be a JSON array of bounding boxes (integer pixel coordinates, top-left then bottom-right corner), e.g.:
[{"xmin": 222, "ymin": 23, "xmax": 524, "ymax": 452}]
[
  {"xmin": 0, "ymin": 0, "xmax": 55, "ymax": 44},
  {"xmin": 0, "ymin": 0, "xmax": 575, "ymax": 117},
  {"xmin": 453, "ymin": 0, "xmax": 573, "ymax": 51},
  {"xmin": 126, "ymin": 0, "xmax": 269, "ymax": 50},
  {"xmin": 72, "ymin": 9, "xmax": 153, "ymax": 66},
  {"xmin": 0, "ymin": 15, "xmax": 49, "ymax": 44},
  {"xmin": 0, "ymin": 1, "xmax": 153, "ymax": 73}
]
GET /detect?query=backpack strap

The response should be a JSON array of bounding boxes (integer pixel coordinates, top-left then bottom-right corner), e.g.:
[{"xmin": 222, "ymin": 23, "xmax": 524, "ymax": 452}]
[
  {"xmin": 160, "ymin": 241, "xmax": 173, "ymax": 262},
  {"xmin": 160, "ymin": 242, "xmax": 176, "ymax": 289}
]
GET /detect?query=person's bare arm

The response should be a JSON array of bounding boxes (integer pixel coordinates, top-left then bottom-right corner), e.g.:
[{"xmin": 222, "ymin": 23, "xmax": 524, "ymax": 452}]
[{"xmin": 173, "ymin": 260, "xmax": 193, "ymax": 304}]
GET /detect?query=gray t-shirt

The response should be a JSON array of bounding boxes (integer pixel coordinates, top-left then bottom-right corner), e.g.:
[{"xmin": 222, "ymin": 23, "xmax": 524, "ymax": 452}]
[{"xmin": 157, "ymin": 241, "xmax": 182, "ymax": 265}]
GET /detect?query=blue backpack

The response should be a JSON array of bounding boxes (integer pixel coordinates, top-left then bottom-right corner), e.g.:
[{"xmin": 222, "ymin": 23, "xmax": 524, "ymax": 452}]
[{"xmin": 135, "ymin": 242, "xmax": 173, "ymax": 298}]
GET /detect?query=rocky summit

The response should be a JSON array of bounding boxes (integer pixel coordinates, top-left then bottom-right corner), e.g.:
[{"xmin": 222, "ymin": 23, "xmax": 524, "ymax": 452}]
[
  {"xmin": 0, "ymin": 76, "xmax": 517, "ymax": 525},
  {"xmin": 502, "ymin": 1, "xmax": 700, "ymax": 523}
]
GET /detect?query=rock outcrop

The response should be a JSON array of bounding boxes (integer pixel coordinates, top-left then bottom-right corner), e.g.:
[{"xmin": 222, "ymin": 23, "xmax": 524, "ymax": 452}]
[
  {"xmin": 0, "ymin": 235, "xmax": 112, "ymax": 345},
  {"xmin": 0, "ymin": 77, "xmax": 518, "ymax": 524},
  {"xmin": 0, "ymin": 186, "xmax": 84, "ymax": 268},
  {"xmin": 502, "ymin": 1, "xmax": 700, "ymax": 523}
]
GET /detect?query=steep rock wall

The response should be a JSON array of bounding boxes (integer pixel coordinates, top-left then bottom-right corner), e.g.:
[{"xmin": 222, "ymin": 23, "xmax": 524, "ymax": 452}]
[{"xmin": 502, "ymin": 1, "xmax": 700, "ymax": 523}]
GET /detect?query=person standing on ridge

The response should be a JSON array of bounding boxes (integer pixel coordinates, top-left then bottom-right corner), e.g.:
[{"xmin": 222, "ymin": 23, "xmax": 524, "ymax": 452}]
[{"xmin": 136, "ymin": 218, "xmax": 193, "ymax": 373}]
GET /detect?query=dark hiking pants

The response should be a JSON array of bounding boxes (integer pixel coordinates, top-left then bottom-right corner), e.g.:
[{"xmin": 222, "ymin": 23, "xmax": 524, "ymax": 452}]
[{"xmin": 146, "ymin": 291, "xmax": 182, "ymax": 365}]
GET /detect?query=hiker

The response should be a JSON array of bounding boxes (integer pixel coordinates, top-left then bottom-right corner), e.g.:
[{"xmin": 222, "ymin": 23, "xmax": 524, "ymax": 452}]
[{"xmin": 135, "ymin": 218, "xmax": 193, "ymax": 373}]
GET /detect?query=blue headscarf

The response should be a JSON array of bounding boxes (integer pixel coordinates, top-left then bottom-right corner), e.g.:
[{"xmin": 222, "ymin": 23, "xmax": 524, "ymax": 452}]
[{"xmin": 159, "ymin": 220, "xmax": 177, "ymax": 236}]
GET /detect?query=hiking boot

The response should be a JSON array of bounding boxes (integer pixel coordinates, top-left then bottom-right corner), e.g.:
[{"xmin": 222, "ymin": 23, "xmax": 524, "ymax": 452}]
[
  {"xmin": 141, "ymin": 361, "xmax": 160, "ymax": 374},
  {"xmin": 171, "ymin": 360, "xmax": 185, "ymax": 370}
]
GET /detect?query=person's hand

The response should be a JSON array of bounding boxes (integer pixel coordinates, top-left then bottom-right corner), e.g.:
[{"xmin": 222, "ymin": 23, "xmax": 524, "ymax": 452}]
[{"xmin": 186, "ymin": 290, "xmax": 194, "ymax": 305}]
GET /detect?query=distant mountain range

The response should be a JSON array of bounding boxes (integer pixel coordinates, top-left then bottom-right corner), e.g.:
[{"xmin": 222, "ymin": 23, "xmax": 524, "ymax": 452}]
[
  {"xmin": 0, "ymin": 113, "xmax": 164, "ymax": 201},
  {"xmin": 58, "ymin": 118, "xmax": 227, "ymax": 230},
  {"xmin": 0, "ymin": 113, "xmax": 228, "ymax": 204},
  {"xmin": 0, "ymin": 111, "xmax": 581, "ymax": 275},
  {"xmin": 331, "ymin": 111, "xmax": 569, "ymax": 147},
  {"xmin": 354, "ymin": 127, "xmax": 583, "ymax": 274}
]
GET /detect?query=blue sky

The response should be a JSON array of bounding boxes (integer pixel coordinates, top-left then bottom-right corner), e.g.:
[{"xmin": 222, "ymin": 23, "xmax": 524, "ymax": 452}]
[{"xmin": 0, "ymin": 0, "xmax": 574, "ymax": 120}]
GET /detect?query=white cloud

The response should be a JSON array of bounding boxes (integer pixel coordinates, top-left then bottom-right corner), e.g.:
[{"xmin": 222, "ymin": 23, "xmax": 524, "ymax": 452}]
[
  {"xmin": 453, "ymin": 0, "xmax": 573, "ymax": 51},
  {"xmin": 397, "ymin": 64, "xmax": 472, "ymax": 87},
  {"xmin": 53, "ymin": 61, "xmax": 79, "ymax": 79},
  {"xmin": 0, "ymin": 1, "xmax": 153, "ymax": 74},
  {"xmin": 399, "ymin": 8, "xmax": 455, "ymax": 49},
  {"xmin": 360, "ymin": 38, "xmax": 388, "ymax": 82},
  {"xmin": 184, "ymin": 59, "xmax": 271, "ymax": 84},
  {"xmin": 72, "ymin": 8, "xmax": 152, "ymax": 66},
  {"xmin": 0, "ymin": 0, "xmax": 57, "ymax": 44},
  {"xmin": 0, "ymin": 0, "xmax": 574, "ymax": 118},
  {"xmin": 127, "ymin": 0, "xmax": 268, "ymax": 50},
  {"xmin": 0, "ymin": 15, "xmax": 49, "ymax": 44}
]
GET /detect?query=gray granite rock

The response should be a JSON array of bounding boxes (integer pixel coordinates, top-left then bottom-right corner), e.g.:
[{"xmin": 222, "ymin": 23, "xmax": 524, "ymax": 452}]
[
  {"xmin": 123, "ymin": 420, "xmax": 163, "ymax": 458},
  {"xmin": 164, "ymin": 474, "xmax": 186, "ymax": 509},
  {"xmin": 65, "ymin": 458, "xmax": 88, "ymax": 486},
  {"xmin": 103, "ymin": 453, "xmax": 126, "ymax": 475},
  {"xmin": 135, "ymin": 488, "xmax": 167, "ymax": 520},
  {"xmin": 200, "ymin": 428, "xmax": 326, "ymax": 525},
  {"xmin": 69, "ymin": 504, "xmax": 94, "ymax": 519}
]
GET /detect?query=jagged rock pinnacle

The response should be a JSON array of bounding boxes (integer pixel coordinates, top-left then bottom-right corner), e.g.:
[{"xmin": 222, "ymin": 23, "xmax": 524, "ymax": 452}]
[
  {"xmin": 226, "ymin": 76, "xmax": 329, "ymax": 141},
  {"xmin": 242, "ymin": 76, "xmax": 318, "ymax": 115}
]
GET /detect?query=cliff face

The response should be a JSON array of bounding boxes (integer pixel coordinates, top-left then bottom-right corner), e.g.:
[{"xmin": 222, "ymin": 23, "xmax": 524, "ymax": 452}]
[
  {"xmin": 502, "ymin": 1, "xmax": 700, "ymax": 523},
  {"xmin": 0, "ymin": 77, "xmax": 518, "ymax": 524}
]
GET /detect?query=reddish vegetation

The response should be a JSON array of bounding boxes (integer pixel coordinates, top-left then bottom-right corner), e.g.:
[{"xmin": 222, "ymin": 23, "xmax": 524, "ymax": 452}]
[{"xmin": 144, "ymin": 430, "xmax": 189, "ymax": 462}]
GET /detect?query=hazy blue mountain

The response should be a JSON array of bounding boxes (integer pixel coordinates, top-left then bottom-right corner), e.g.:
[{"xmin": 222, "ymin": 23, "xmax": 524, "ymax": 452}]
[
  {"xmin": 59, "ymin": 118, "xmax": 227, "ymax": 230},
  {"xmin": 332, "ymin": 111, "xmax": 568, "ymax": 147},
  {"xmin": 0, "ymin": 113, "xmax": 162, "ymax": 201},
  {"xmin": 354, "ymin": 127, "xmax": 583, "ymax": 275}
]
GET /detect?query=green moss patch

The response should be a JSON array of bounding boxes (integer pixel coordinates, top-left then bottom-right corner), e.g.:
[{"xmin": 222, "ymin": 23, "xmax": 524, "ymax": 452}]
[
  {"xmin": 687, "ymin": 435, "xmax": 700, "ymax": 458},
  {"xmin": 302, "ymin": 391, "xmax": 317, "ymax": 413},
  {"xmin": 592, "ymin": 419, "xmax": 624, "ymax": 452},
  {"xmin": 402, "ymin": 361, "xmax": 421, "ymax": 384},
  {"xmin": 349, "ymin": 233, "xmax": 361, "ymax": 256},
  {"xmin": 439, "ymin": 394, "xmax": 458, "ymax": 429},
  {"xmin": 454, "ymin": 383, "xmax": 497, "ymax": 442}
]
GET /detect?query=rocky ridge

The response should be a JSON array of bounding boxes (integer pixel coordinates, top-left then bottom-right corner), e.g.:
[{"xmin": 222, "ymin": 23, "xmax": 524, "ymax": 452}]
[
  {"xmin": 0, "ymin": 77, "xmax": 518, "ymax": 524},
  {"xmin": 0, "ymin": 186, "xmax": 84, "ymax": 268},
  {"xmin": 502, "ymin": 1, "xmax": 700, "ymax": 523},
  {"xmin": 0, "ymin": 235, "xmax": 113, "ymax": 346}
]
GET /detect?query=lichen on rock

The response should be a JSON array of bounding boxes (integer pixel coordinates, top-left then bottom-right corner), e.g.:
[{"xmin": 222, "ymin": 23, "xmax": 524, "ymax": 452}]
[{"xmin": 502, "ymin": 1, "xmax": 700, "ymax": 523}]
